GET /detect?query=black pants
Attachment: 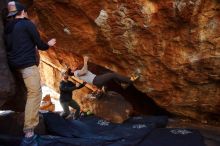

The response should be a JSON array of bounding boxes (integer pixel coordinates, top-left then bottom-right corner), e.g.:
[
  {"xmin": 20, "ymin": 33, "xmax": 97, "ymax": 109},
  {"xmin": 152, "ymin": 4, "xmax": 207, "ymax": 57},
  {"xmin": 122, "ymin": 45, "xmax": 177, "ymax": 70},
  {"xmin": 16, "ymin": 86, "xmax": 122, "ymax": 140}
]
[
  {"xmin": 60, "ymin": 100, "xmax": 80, "ymax": 118},
  {"xmin": 93, "ymin": 72, "xmax": 132, "ymax": 88}
]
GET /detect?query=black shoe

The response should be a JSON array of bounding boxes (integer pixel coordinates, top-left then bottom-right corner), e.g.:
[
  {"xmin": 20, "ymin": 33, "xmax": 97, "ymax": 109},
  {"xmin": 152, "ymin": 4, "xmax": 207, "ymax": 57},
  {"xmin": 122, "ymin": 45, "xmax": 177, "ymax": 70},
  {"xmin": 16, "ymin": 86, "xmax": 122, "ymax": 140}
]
[
  {"xmin": 20, "ymin": 134, "xmax": 38, "ymax": 146},
  {"xmin": 60, "ymin": 112, "xmax": 69, "ymax": 118}
]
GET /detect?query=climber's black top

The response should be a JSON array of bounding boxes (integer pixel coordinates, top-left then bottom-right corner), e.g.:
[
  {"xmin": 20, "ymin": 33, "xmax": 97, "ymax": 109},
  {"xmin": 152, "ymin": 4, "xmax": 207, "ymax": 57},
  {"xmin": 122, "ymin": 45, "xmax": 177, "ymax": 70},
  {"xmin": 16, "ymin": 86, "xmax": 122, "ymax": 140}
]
[{"xmin": 59, "ymin": 80, "xmax": 85, "ymax": 102}]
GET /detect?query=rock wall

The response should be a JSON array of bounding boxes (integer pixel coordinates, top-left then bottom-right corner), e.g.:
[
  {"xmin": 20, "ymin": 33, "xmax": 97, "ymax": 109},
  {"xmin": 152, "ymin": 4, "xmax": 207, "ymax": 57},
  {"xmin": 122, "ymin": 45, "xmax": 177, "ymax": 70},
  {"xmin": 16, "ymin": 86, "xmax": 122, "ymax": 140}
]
[
  {"xmin": 0, "ymin": 0, "xmax": 26, "ymax": 111},
  {"xmin": 28, "ymin": 0, "xmax": 220, "ymax": 122},
  {"xmin": 0, "ymin": 14, "xmax": 14, "ymax": 107}
]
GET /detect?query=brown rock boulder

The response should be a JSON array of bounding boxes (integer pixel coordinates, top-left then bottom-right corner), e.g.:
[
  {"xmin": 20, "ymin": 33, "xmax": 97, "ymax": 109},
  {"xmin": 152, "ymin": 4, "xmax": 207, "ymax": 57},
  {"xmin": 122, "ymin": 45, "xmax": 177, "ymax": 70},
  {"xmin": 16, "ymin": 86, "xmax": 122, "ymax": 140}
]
[
  {"xmin": 74, "ymin": 88, "xmax": 133, "ymax": 123},
  {"xmin": 0, "ymin": 2, "xmax": 15, "ymax": 107}
]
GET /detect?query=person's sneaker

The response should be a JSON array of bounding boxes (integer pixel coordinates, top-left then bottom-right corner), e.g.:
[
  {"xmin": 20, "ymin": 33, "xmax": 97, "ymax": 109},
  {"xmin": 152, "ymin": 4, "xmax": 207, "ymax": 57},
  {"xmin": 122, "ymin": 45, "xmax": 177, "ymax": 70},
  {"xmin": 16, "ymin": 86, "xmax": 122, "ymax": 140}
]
[
  {"xmin": 65, "ymin": 113, "xmax": 74, "ymax": 119},
  {"xmin": 20, "ymin": 134, "xmax": 38, "ymax": 146},
  {"xmin": 73, "ymin": 114, "xmax": 80, "ymax": 120},
  {"xmin": 130, "ymin": 73, "xmax": 140, "ymax": 82},
  {"xmin": 60, "ymin": 112, "xmax": 68, "ymax": 118}
]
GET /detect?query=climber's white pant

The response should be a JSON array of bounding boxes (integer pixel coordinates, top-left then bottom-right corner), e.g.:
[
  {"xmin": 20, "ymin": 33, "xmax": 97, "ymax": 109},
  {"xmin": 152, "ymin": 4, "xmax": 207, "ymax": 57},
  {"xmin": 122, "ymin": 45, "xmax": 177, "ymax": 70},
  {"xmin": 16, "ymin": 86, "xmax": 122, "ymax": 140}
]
[{"xmin": 19, "ymin": 65, "xmax": 42, "ymax": 133}]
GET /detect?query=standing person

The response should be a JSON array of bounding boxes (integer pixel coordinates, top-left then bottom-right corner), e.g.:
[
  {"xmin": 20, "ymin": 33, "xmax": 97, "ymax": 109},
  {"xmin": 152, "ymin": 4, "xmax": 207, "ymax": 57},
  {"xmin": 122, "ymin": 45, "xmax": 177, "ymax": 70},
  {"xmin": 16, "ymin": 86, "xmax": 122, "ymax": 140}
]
[
  {"xmin": 68, "ymin": 56, "xmax": 139, "ymax": 90},
  {"xmin": 4, "ymin": 1, "xmax": 56, "ymax": 144},
  {"xmin": 59, "ymin": 70, "xmax": 86, "ymax": 119}
]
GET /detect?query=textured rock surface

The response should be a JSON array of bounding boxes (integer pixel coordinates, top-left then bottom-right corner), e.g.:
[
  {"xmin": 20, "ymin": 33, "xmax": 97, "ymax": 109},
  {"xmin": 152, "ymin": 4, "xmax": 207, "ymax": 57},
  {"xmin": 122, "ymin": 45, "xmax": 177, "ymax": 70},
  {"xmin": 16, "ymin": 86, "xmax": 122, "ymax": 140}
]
[
  {"xmin": 75, "ymin": 89, "xmax": 133, "ymax": 123},
  {"xmin": 0, "ymin": 0, "xmax": 14, "ymax": 107},
  {"xmin": 27, "ymin": 0, "xmax": 220, "ymax": 122}
]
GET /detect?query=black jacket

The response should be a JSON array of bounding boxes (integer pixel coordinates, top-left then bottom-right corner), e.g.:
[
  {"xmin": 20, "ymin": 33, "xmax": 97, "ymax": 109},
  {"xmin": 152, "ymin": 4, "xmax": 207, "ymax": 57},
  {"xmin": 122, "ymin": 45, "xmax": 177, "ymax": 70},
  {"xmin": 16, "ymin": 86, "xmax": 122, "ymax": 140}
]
[
  {"xmin": 59, "ymin": 80, "xmax": 85, "ymax": 102},
  {"xmin": 4, "ymin": 18, "xmax": 49, "ymax": 69}
]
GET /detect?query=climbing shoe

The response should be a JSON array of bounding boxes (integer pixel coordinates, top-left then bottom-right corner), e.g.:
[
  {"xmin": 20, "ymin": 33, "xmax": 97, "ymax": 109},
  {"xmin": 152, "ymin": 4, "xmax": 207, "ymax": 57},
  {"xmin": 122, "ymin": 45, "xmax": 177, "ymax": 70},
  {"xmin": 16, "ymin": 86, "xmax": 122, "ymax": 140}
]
[
  {"xmin": 65, "ymin": 113, "xmax": 74, "ymax": 120},
  {"xmin": 130, "ymin": 73, "xmax": 140, "ymax": 82}
]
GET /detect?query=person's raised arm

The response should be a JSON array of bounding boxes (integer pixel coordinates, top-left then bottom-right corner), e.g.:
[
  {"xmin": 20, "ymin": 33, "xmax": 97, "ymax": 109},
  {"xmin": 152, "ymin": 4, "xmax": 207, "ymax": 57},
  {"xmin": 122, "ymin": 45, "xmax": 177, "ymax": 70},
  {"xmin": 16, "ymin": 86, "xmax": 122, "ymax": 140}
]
[
  {"xmin": 25, "ymin": 20, "xmax": 56, "ymax": 50},
  {"xmin": 77, "ymin": 56, "xmax": 89, "ymax": 76},
  {"xmin": 75, "ymin": 81, "xmax": 86, "ymax": 89}
]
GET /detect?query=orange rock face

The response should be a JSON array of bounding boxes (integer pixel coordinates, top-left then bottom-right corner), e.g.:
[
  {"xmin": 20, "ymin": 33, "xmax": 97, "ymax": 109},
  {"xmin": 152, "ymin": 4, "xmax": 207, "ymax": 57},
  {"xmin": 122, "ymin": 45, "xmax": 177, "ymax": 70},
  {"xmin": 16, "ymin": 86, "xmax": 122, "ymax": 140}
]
[{"xmin": 28, "ymin": 0, "xmax": 220, "ymax": 122}]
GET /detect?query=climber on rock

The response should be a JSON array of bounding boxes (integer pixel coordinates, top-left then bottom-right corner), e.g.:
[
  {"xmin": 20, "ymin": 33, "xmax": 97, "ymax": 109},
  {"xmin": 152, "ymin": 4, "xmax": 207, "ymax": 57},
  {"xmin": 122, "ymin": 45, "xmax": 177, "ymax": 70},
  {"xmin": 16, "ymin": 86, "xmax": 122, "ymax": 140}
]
[
  {"xmin": 67, "ymin": 56, "xmax": 140, "ymax": 93},
  {"xmin": 59, "ymin": 70, "xmax": 86, "ymax": 119}
]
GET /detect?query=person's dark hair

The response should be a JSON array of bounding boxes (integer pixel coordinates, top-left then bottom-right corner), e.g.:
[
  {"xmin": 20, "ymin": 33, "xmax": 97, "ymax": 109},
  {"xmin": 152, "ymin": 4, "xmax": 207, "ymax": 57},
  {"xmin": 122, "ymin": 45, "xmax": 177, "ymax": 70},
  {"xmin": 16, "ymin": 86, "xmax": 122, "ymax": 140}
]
[{"xmin": 15, "ymin": 9, "xmax": 27, "ymax": 16}]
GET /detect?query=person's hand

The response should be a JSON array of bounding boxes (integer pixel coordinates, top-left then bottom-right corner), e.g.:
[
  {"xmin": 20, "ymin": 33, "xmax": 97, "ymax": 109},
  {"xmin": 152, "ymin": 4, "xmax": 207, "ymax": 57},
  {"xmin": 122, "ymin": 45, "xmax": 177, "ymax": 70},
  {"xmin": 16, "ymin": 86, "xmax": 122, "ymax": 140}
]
[
  {"xmin": 82, "ymin": 81, "xmax": 87, "ymax": 85},
  {"xmin": 48, "ymin": 38, "xmax": 56, "ymax": 47},
  {"xmin": 24, "ymin": 11, "xmax": 28, "ymax": 18}
]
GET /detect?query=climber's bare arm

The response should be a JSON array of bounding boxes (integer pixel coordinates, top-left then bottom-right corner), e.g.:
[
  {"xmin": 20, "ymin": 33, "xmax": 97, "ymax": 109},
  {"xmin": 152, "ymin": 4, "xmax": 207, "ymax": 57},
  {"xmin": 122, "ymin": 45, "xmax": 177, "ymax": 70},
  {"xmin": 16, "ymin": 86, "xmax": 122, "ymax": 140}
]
[{"xmin": 77, "ymin": 56, "xmax": 89, "ymax": 76}]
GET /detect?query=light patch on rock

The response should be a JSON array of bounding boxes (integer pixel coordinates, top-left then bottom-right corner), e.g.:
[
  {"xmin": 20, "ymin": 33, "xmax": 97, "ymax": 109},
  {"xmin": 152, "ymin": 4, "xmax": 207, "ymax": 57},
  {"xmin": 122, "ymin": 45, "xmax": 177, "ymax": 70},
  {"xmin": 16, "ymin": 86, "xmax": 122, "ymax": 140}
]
[
  {"xmin": 193, "ymin": 0, "xmax": 202, "ymax": 15},
  {"xmin": 141, "ymin": 1, "xmax": 157, "ymax": 23},
  {"xmin": 172, "ymin": 36, "xmax": 181, "ymax": 42},
  {"xmin": 174, "ymin": 0, "xmax": 186, "ymax": 12},
  {"xmin": 189, "ymin": 1, "xmax": 195, "ymax": 5},
  {"xmin": 174, "ymin": 0, "xmax": 196, "ymax": 12},
  {"xmin": 95, "ymin": 10, "xmax": 108, "ymax": 27},
  {"xmin": 63, "ymin": 27, "xmax": 71, "ymax": 35},
  {"xmin": 199, "ymin": 31, "xmax": 206, "ymax": 41},
  {"xmin": 145, "ymin": 87, "xmax": 155, "ymax": 93},
  {"xmin": 118, "ymin": 4, "xmax": 128, "ymax": 16},
  {"xmin": 207, "ymin": 19, "xmax": 218, "ymax": 31},
  {"xmin": 112, "ymin": 48, "xmax": 122, "ymax": 55},
  {"xmin": 141, "ymin": 1, "xmax": 157, "ymax": 15},
  {"xmin": 121, "ymin": 18, "xmax": 135, "ymax": 29},
  {"xmin": 188, "ymin": 54, "xmax": 199, "ymax": 63},
  {"xmin": 143, "ymin": 24, "xmax": 149, "ymax": 28}
]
